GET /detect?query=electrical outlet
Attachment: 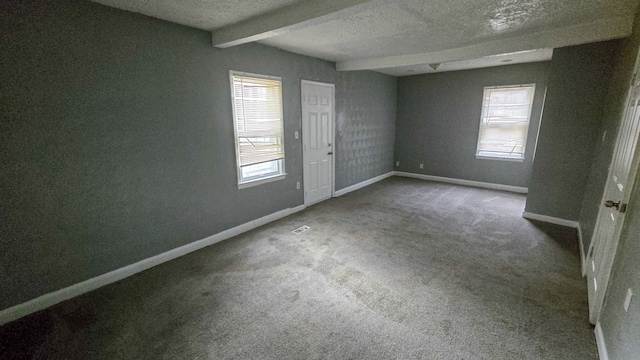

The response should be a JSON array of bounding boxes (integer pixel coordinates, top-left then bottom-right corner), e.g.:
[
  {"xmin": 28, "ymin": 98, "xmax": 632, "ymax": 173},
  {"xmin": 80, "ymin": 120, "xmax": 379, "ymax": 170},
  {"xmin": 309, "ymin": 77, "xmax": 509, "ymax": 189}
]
[
  {"xmin": 395, "ymin": 161, "xmax": 400, "ymax": 167},
  {"xmin": 296, "ymin": 182, "xmax": 301, "ymax": 190},
  {"xmin": 419, "ymin": 163, "xmax": 424, "ymax": 169},
  {"xmin": 624, "ymin": 288, "xmax": 633, "ymax": 312}
]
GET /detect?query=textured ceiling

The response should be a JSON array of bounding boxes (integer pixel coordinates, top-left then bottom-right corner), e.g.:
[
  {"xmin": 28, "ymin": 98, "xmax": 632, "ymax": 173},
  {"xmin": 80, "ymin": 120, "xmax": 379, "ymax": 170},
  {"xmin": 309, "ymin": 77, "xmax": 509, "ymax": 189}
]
[
  {"xmin": 379, "ymin": 48, "xmax": 554, "ymax": 76},
  {"xmin": 90, "ymin": 0, "xmax": 301, "ymax": 30},
  {"xmin": 90, "ymin": 0, "xmax": 638, "ymax": 75},
  {"xmin": 260, "ymin": 0, "xmax": 635, "ymax": 61}
]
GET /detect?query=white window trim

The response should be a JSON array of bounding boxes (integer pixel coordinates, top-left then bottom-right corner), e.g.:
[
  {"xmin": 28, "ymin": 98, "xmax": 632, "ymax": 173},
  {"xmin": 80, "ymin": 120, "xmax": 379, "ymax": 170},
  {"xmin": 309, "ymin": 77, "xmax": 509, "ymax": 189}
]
[
  {"xmin": 475, "ymin": 154, "xmax": 524, "ymax": 162},
  {"xmin": 237, "ymin": 173, "xmax": 287, "ymax": 189},
  {"xmin": 229, "ymin": 70, "xmax": 286, "ymax": 189},
  {"xmin": 475, "ymin": 84, "xmax": 535, "ymax": 162}
]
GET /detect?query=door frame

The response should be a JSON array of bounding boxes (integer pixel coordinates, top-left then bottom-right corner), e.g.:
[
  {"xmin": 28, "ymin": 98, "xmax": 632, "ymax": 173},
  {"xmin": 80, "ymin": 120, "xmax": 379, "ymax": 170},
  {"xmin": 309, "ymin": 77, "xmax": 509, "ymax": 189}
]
[
  {"xmin": 301, "ymin": 79, "xmax": 336, "ymax": 206},
  {"xmin": 587, "ymin": 47, "xmax": 640, "ymax": 323}
]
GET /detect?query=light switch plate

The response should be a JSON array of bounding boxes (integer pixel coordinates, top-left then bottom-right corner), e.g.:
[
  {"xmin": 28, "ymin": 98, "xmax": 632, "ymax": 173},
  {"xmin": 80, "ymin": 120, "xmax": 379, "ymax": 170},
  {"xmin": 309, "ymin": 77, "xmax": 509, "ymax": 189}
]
[
  {"xmin": 295, "ymin": 131, "xmax": 299, "ymax": 139},
  {"xmin": 624, "ymin": 288, "xmax": 633, "ymax": 312}
]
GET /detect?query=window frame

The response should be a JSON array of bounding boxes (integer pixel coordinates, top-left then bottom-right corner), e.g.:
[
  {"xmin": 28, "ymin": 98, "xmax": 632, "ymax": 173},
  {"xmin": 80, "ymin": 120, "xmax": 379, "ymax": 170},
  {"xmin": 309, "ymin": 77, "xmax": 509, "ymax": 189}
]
[
  {"xmin": 229, "ymin": 70, "xmax": 286, "ymax": 189},
  {"xmin": 475, "ymin": 84, "xmax": 536, "ymax": 162}
]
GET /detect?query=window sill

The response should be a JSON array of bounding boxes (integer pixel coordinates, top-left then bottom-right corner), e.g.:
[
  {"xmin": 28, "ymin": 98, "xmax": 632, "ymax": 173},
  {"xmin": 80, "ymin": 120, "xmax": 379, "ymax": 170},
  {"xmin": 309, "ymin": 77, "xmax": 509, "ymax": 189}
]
[
  {"xmin": 238, "ymin": 173, "xmax": 286, "ymax": 189},
  {"xmin": 475, "ymin": 155, "xmax": 524, "ymax": 162}
]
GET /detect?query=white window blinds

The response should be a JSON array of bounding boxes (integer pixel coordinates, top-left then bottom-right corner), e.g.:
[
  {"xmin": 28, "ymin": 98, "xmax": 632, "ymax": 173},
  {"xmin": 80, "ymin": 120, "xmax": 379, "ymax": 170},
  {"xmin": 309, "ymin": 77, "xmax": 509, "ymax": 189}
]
[
  {"xmin": 231, "ymin": 73, "xmax": 284, "ymax": 168},
  {"xmin": 476, "ymin": 85, "xmax": 535, "ymax": 159}
]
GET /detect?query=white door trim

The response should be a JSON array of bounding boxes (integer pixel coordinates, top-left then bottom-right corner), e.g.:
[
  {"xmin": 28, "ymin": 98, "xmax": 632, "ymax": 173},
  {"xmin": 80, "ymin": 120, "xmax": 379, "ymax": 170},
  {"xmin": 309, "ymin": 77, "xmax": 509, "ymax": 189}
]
[
  {"xmin": 595, "ymin": 322, "xmax": 610, "ymax": 360},
  {"xmin": 301, "ymin": 80, "xmax": 336, "ymax": 205}
]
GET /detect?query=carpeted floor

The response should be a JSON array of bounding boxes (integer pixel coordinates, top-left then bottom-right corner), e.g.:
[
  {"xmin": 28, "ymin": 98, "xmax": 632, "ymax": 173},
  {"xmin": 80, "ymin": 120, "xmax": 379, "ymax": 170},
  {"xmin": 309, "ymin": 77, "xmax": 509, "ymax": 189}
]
[{"xmin": 0, "ymin": 177, "xmax": 597, "ymax": 359}]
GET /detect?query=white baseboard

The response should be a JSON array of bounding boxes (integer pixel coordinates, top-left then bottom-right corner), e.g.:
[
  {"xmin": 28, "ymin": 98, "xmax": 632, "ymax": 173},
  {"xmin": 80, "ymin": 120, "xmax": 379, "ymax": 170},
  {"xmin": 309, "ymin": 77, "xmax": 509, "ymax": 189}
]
[
  {"xmin": 0, "ymin": 204, "xmax": 306, "ymax": 326},
  {"xmin": 522, "ymin": 212, "xmax": 579, "ymax": 228},
  {"xmin": 595, "ymin": 323, "xmax": 609, "ymax": 360},
  {"xmin": 577, "ymin": 223, "xmax": 587, "ymax": 277},
  {"xmin": 394, "ymin": 172, "xmax": 528, "ymax": 194},
  {"xmin": 334, "ymin": 171, "xmax": 394, "ymax": 197}
]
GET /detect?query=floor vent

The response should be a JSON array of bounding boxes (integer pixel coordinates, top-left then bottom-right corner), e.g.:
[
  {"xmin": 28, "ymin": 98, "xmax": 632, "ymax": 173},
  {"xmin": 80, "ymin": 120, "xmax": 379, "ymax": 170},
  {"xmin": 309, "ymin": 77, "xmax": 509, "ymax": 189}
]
[{"xmin": 292, "ymin": 225, "xmax": 310, "ymax": 234}]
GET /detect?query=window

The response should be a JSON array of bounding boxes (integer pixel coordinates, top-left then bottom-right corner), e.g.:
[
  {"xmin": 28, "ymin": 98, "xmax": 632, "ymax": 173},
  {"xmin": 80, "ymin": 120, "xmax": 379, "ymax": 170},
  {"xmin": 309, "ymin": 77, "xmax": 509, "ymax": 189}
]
[
  {"xmin": 476, "ymin": 85, "xmax": 535, "ymax": 161},
  {"xmin": 230, "ymin": 71, "xmax": 285, "ymax": 188}
]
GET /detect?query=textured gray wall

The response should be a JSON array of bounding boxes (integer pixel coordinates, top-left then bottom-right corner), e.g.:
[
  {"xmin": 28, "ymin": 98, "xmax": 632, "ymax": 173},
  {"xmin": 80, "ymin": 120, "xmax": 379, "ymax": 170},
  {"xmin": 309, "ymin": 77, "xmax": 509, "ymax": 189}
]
[
  {"xmin": 593, "ymin": 12, "xmax": 640, "ymax": 360},
  {"xmin": 394, "ymin": 63, "xmax": 549, "ymax": 187},
  {"xmin": 0, "ymin": 0, "xmax": 396, "ymax": 310},
  {"xmin": 525, "ymin": 41, "xmax": 620, "ymax": 220},
  {"xmin": 335, "ymin": 72, "xmax": 396, "ymax": 190}
]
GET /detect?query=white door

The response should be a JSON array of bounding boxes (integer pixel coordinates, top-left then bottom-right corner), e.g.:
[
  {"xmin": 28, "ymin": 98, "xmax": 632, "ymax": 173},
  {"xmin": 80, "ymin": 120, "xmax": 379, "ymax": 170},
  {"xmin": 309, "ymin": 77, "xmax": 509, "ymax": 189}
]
[
  {"xmin": 587, "ymin": 48, "xmax": 640, "ymax": 324},
  {"xmin": 302, "ymin": 81, "xmax": 334, "ymax": 205}
]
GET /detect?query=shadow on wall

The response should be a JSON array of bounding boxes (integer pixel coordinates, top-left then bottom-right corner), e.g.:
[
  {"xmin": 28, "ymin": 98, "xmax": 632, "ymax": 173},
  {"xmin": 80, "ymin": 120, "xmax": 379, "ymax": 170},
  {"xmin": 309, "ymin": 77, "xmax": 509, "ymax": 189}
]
[{"xmin": 525, "ymin": 219, "xmax": 580, "ymax": 255}]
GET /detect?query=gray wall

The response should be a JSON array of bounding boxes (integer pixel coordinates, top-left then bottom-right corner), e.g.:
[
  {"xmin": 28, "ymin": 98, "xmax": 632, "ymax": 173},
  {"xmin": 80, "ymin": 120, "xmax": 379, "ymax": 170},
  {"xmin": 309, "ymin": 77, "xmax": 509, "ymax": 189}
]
[
  {"xmin": 0, "ymin": 0, "xmax": 396, "ymax": 310},
  {"xmin": 590, "ymin": 11, "xmax": 640, "ymax": 360},
  {"xmin": 394, "ymin": 62, "xmax": 549, "ymax": 188},
  {"xmin": 525, "ymin": 41, "xmax": 621, "ymax": 220},
  {"xmin": 336, "ymin": 72, "xmax": 396, "ymax": 189}
]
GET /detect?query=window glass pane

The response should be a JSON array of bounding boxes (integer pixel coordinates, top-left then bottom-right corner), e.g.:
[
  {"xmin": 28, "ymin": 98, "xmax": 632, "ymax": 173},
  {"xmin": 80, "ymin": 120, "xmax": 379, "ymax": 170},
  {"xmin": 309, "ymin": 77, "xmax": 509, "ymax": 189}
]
[
  {"xmin": 230, "ymin": 72, "xmax": 285, "ymax": 185},
  {"xmin": 241, "ymin": 160, "xmax": 280, "ymax": 180},
  {"xmin": 477, "ymin": 85, "xmax": 535, "ymax": 159}
]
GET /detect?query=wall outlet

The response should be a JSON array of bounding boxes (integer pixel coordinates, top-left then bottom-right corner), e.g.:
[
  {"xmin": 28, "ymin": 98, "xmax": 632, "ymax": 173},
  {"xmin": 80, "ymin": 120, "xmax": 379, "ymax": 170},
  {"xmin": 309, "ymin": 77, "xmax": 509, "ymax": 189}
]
[
  {"xmin": 296, "ymin": 182, "xmax": 301, "ymax": 190},
  {"xmin": 419, "ymin": 163, "xmax": 424, "ymax": 169},
  {"xmin": 395, "ymin": 161, "xmax": 400, "ymax": 167},
  {"xmin": 624, "ymin": 288, "xmax": 633, "ymax": 312}
]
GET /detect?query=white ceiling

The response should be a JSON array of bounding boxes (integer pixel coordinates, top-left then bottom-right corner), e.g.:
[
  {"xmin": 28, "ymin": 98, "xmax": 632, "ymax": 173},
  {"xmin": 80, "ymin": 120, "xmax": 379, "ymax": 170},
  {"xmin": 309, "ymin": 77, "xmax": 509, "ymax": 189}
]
[{"xmin": 91, "ymin": 0, "xmax": 638, "ymax": 76}]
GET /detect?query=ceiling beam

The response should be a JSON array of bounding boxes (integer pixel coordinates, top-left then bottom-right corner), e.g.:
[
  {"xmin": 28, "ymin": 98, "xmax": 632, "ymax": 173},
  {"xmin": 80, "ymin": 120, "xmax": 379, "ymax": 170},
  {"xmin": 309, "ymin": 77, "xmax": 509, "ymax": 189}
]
[
  {"xmin": 336, "ymin": 16, "xmax": 634, "ymax": 72},
  {"xmin": 211, "ymin": 0, "xmax": 376, "ymax": 48}
]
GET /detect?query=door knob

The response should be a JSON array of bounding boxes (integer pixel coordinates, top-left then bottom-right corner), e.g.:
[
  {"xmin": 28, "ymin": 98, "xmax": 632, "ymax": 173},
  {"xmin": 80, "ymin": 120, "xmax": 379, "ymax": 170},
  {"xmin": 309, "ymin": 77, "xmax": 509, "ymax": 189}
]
[
  {"xmin": 604, "ymin": 200, "xmax": 621, "ymax": 210},
  {"xmin": 328, "ymin": 152, "xmax": 333, "ymax": 155}
]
